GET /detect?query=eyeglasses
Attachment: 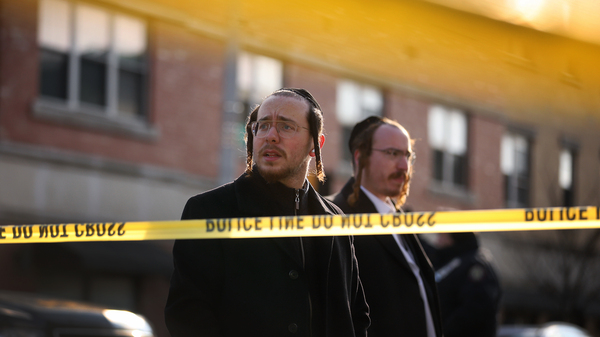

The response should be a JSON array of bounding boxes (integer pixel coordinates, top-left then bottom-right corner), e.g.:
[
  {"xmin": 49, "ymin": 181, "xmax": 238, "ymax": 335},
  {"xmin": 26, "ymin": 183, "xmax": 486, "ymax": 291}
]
[
  {"xmin": 372, "ymin": 148, "xmax": 416, "ymax": 164},
  {"xmin": 251, "ymin": 120, "xmax": 309, "ymax": 139}
]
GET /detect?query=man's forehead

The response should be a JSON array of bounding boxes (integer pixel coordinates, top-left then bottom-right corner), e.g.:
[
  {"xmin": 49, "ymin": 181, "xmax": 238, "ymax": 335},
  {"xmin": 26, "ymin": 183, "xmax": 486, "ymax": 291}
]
[
  {"xmin": 373, "ymin": 124, "xmax": 410, "ymax": 149},
  {"xmin": 257, "ymin": 95, "xmax": 309, "ymax": 120}
]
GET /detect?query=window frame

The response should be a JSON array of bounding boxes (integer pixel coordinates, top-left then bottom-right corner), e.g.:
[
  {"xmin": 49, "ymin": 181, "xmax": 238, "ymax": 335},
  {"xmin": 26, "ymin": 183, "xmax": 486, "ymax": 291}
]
[
  {"xmin": 558, "ymin": 142, "xmax": 578, "ymax": 207},
  {"xmin": 501, "ymin": 131, "xmax": 532, "ymax": 208},
  {"xmin": 428, "ymin": 105, "xmax": 469, "ymax": 192},
  {"xmin": 35, "ymin": 0, "xmax": 154, "ymax": 139}
]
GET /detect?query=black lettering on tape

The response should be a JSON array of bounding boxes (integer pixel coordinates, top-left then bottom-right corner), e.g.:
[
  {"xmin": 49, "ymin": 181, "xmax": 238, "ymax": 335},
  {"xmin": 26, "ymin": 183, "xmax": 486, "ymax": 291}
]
[
  {"xmin": 12, "ymin": 226, "xmax": 22, "ymax": 239},
  {"xmin": 108, "ymin": 223, "xmax": 116, "ymax": 236},
  {"xmin": 313, "ymin": 215, "xmax": 333, "ymax": 229},
  {"xmin": 0, "ymin": 226, "xmax": 5, "ymax": 239},
  {"xmin": 559, "ymin": 208, "xmax": 564, "ymax": 221},
  {"xmin": 324, "ymin": 216, "xmax": 333, "ymax": 229},
  {"xmin": 352, "ymin": 215, "xmax": 363, "ymax": 229},
  {"xmin": 13, "ymin": 225, "xmax": 33, "ymax": 239},
  {"xmin": 216, "ymin": 219, "xmax": 228, "ymax": 232},
  {"xmin": 284, "ymin": 217, "xmax": 293, "ymax": 230},
  {"xmin": 567, "ymin": 208, "xmax": 577, "ymax": 221},
  {"xmin": 39, "ymin": 225, "xmax": 48, "ymax": 238},
  {"xmin": 50, "ymin": 225, "xmax": 62, "ymax": 238},
  {"xmin": 96, "ymin": 223, "xmax": 106, "ymax": 236},
  {"xmin": 243, "ymin": 218, "xmax": 252, "ymax": 231},
  {"xmin": 341, "ymin": 216, "xmax": 350, "ymax": 229},
  {"xmin": 255, "ymin": 218, "xmax": 262, "ymax": 231},
  {"xmin": 405, "ymin": 213, "xmax": 414, "ymax": 227},
  {"xmin": 297, "ymin": 217, "xmax": 304, "ymax": 230},
  {"xmin": 381, "ymin": 215, "xmax": 390, "ymax": 228},
  {"xmin": 75, "ymin": 224, "xmax": 84, "ymax": 237},
  {"xmin": 597, "ymin": 206, "xmax": 599, "ymax": 220},
  {"xmin": 525, "ymin": 209, "xmax": 534, "ymax": 221},
  {"xmin": 206, "ymin": 220, "xmax": 215, "ymax": 232},
  {"xmin": 579, "ymin": 208, "xmax": 587, "ymax": 220},
  {"xmin": 427, "ymin": 212, "xmax": 436, "ymax": 227},
  {"xmin": 23, "ymin": 226, "xmax": 33, "ymax": 239},
  {"xmin": 312, "ymin": 216, "xmax": 321, "ymax": 229},
  {"xmin": 392, "ymin": 215, "xmax": 402, "ymax": 227},
  {"xmin": 417, "ymin": 213, "xmax": 425, "ymax": 227},
  {"xmin": 537, "ymin": 209, "xmax": 547, "ymax": 221},
  {"xmin": 85, "ymin": 224, "xmax": 94, "ymax": 237},
  {"xmin": 365, "ymin": 215, "xmax": 373, "ymax": 228},
  {"xmin": 312, "ymin": 215, "xmax": 333, "ymax": 229},
  {"xmin": 117, "ymin": 223, "xmax": 126, "ymax": 236}
]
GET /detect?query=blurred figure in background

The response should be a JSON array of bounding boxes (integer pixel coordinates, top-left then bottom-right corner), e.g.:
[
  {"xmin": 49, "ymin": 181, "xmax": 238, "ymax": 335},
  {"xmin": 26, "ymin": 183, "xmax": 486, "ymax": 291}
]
[
  {"xmin": 424, "ymin": 232, "xmax": 502, "ymax": 337},
  {"xmin": 331, "ymin": 116, "xmax": 443, "ymax": 337}
]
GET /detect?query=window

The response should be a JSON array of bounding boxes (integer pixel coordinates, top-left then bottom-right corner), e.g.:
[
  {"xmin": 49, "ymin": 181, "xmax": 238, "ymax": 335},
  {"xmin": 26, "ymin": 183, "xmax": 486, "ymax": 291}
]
[
  {"xmin": 336, "ymin": 80, "xmax": 383, "ymax": 163},
  {"xmin": 236, "ymin": 51, "xmax": 283, "ymax": 140},
  {"xmin": 501, "ymin": 133, "xmax": 530, "ymax": 208},
  {"xmin": 559, "ymin": 148, "xmax": 576, "ymax": 207},
  {"xmin": 237, "ymin": 52, "xmax": 283, "ymax": 116},
  {"xmin": 37, "ymin": 0, "xmax": 147, "ymax": 121},
  {"xmin": 428, "ymin": 105, "xmax": 468, "ymax": 189}
]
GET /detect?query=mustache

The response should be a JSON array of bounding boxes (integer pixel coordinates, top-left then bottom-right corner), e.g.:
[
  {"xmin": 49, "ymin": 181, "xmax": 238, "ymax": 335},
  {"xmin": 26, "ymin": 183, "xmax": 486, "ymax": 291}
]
[
  {"xmin": 258, "ymin": 144, "xmax": 285, "ymax": 157},
  {"xmin": 388, "ymin": 171, "xmax": 408, "ymax": 180}
]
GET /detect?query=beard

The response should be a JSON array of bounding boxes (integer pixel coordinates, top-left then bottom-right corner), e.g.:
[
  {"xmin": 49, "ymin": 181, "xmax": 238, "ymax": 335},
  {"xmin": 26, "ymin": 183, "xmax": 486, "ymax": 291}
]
[
  {"xmin": 382, "ymin": 170, "xmax": 409, "ymax": 199},
  {"xmin": 260, "ymin": 160, "xmax": 307, "ymax": 183},
  {"xmin": 255, "ymin": 145, "xmax": 312, "ymax": 184}
]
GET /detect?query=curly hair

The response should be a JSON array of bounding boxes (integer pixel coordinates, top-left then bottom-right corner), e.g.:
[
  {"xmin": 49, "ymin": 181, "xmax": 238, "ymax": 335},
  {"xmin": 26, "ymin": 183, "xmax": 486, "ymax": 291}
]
[
  {"xmin": 348, "ymin": 117, "xmax": 415, "ymax": 211},
  {"xmin": 244, "ymin": 88, "xmax": 326, "ymax": 182}
]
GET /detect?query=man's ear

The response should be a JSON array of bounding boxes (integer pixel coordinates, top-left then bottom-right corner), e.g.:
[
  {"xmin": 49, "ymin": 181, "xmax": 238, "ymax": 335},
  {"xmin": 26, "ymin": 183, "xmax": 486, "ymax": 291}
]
[
  {"xmin": 309, "ymin": 134, "xmax": 325, "ymax": 157},
  {"xmin": 353, "ymin": 149, "xmax": 360, "ymax": 167}
]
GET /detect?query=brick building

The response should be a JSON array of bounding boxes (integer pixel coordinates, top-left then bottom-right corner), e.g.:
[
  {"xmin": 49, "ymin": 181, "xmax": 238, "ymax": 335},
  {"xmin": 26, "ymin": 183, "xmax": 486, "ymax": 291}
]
[{"xmin": 1, "ymin": 0, "xmax": 599, "ymax": 335}]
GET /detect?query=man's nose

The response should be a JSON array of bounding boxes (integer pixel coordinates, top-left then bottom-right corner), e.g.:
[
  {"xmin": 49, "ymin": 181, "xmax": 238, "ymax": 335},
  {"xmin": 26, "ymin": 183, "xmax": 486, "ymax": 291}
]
[
  {"xmin": 265, "ymin": 123, "xmax": 280, "ymax": 143},
  {"xmin": 397, "ymin": 155, "xmax": 409, "ymax": 170}
]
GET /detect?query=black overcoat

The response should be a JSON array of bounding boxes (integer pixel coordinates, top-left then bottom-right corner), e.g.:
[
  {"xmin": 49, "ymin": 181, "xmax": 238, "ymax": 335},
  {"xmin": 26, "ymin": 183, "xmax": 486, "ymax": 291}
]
[
  {"xmin": 332, "ymin": 178, "xmax": 443, "ymax": 337},
  {"xmin": 165, "ymin": 172, "xmax": 370, "ymax": 337}
]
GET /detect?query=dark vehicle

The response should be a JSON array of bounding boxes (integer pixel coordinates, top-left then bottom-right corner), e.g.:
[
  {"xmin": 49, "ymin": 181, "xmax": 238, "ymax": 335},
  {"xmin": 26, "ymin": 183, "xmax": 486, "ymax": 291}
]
[
  {"xmin": 497, "ymin": 322, "xmax": 591, "ymax": 337},
  {"xmin": 0, "ymin": 291, "xmax": 154, "ymax": 337}
]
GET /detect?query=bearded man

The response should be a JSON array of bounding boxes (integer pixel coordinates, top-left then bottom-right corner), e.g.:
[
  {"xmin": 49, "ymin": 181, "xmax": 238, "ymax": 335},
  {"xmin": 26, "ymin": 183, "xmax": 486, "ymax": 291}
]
[
  {"xmin": 332, "ymin": 116, "xmax": 443, "ymax": 337},
  {"xmin": 165, "ymin": 88, "xmax": 369, "ymax": 337}
]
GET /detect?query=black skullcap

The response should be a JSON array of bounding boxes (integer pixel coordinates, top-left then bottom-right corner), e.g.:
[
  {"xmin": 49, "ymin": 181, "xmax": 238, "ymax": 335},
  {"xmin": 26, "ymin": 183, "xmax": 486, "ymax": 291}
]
[{"xmin": 348, "ymin": 115, "xmax": 383, "ymax": 153}]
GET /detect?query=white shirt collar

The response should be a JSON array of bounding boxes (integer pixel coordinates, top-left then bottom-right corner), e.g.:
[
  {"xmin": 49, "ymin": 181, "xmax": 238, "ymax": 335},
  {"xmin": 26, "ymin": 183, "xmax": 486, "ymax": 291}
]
[{"xmin": 360, "ymin": 186, "xmax": 396, "ymax": 214}]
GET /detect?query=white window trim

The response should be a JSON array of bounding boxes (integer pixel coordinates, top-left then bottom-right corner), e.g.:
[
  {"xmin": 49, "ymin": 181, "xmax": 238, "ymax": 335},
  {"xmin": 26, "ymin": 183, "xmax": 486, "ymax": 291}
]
[
  {"xmin": 428, "ymin": 105, "xmax": 469, "ymax": 192},
  {"xmin": 502, "ymin": 132, "xmax": 531, "ymax": 208},
  {"xmin": 37, "ymin": 0, "xmax": 150, "ymax": 135}
]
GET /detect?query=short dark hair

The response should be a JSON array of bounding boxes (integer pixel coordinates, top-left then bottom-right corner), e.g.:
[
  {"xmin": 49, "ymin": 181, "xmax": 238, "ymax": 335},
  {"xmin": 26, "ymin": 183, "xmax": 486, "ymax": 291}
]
[
  {"xmin": 244, "ymin": 88, "xmax": 326, "ymax": 182},
  {"xmin": 348, "ymin": 116, "xmax": 415, "ymax": 210}
]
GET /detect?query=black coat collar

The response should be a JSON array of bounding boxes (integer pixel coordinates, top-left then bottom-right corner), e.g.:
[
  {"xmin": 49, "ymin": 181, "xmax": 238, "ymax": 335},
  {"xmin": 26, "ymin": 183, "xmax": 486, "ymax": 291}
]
[{"xmin": 233, "ymin": 169, "xmax": 336, "ymax": 269}]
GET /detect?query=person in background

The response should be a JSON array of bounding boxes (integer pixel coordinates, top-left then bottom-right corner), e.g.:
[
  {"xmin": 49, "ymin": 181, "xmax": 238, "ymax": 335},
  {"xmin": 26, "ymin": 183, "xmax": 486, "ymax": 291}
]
[
  {"xmin": 331, "ymin": 116, "xmax": 443, "ymax": 337},
  {"xmin": 424, "ymin": 231, "xmax": 502, "ymax": 337},
  {"xmin": 165, "ymin": 88, "xmax": 370, "ymax": 337}
]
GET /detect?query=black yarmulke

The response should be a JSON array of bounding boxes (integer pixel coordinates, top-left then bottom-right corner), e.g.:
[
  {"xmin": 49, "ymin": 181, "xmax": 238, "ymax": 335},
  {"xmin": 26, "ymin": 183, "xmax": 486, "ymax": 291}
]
[{"xmin": 348, "ymin": 115, "xmax": 383, "ymax": 152}]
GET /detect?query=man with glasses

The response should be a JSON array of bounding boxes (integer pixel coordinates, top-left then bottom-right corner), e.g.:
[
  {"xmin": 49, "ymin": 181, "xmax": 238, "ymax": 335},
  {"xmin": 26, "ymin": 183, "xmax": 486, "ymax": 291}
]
[
  {"xmin": 166, "ymin": 88, "xmax": 370, "ymax": 337},
  {"xmin": 331, "ymin": 116, "xmax": 443, "ymax": 337}
]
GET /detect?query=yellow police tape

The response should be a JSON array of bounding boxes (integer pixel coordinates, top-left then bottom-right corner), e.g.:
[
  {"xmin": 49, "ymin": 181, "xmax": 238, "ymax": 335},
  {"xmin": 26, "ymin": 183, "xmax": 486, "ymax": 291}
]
[{"xmin": 1, "ymin": 206, "xmax": 599, "ymax": 244}]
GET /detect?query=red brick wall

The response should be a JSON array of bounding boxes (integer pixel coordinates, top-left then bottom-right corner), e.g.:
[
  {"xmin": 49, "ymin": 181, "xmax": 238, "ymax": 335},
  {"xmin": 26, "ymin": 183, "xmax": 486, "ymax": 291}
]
[
  {"xmin": 469, "ymin": 114, "xmax": 504, "ymax": 209},
  {"xmin": 0, "ymin": 1, "xmax": 226, "ymax": 179}
]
